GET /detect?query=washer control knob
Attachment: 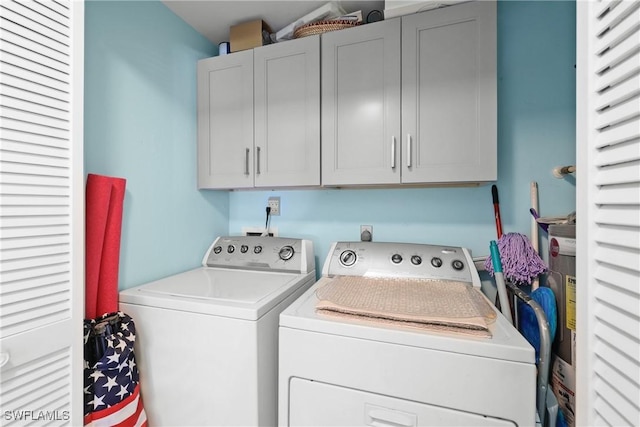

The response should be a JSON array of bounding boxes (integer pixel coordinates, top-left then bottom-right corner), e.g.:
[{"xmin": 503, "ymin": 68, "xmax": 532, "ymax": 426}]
[
  {"xmin": 279, "ymin": 245, "xmax": 295, "ymax": 261},
  {"xmin": 227, "ymin": 245, "xmax": 235, "ymax": 254},
  {"xmin": 411, "ymin": 255, "xmax": 422, "ymax": 265},
  {"xmin": 391, "ymin": 254, "xmax": 403, "ymax": 264},
  {"xmin": 452, "ymin": 259, "xmax": 465, "ymax": 271},
  {"xmin": 254, "ymin": 245, "xmax": 262, "ymax": 254},
  {"xmin": 240, "ymin": 245, "xmax": 249, "ymax": 253},
  {"xmin": 213, "ymin": 246, "xmax": 222, "ymax": 254},
  {"xmin": 431, "ymin": 257, "xmax": 443, "ymax": 268},
  {"xmin": 339, "ymin": 250, "xmax": 357, "ymax": 267}
]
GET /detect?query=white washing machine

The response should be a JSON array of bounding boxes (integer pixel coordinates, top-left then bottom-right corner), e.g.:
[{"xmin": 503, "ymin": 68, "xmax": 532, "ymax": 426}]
[
  {"xmin": 119, "ymin": 236, "xmax": 314, "ymax": 426},
  {"xmin": 279, "ymin": 241, "xmax": 537, "ymax": 427}
]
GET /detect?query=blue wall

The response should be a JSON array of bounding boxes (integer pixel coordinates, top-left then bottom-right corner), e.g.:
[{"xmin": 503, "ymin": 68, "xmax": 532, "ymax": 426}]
[
  {"xmin": 84, "ymin": 0, "xmax": 576, "ymax": 290},
  {"xmin": 229, "ymin": 1, "xmax": 577, "ymax": 269},
  {"xmin": 84, "ymin": 1, "xmax": 228, "ymax": 289}
]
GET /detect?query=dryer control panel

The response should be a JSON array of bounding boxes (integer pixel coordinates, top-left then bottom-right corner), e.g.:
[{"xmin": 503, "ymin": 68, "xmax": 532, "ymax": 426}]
[
  {"xmin": 322, "ymin": 241, "xmax": 479, "ymax": 287},
  {"xmin": 203, "ymin": 236, "xmax": 315, "ymax": 274}
]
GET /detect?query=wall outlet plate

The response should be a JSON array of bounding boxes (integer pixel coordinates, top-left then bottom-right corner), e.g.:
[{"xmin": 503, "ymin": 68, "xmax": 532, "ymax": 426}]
[{"xmin": 268, "ymin": 196, "xmax": 280, "ymax": 216}]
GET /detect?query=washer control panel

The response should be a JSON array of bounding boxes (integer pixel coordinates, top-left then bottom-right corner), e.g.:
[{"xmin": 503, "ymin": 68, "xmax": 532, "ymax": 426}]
[
  {"xmin": 324, "ymin": 241, "xmax": 477, "ymax": 285},
  {"xmin": 203, "ymin": 236, "xmax": 314, "ymax": 274}
]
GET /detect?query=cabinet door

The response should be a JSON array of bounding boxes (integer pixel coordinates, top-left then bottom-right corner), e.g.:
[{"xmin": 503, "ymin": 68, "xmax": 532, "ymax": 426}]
[
  {"xmin": 254, "ymin": 36, "xmax": 320, "ymax": 187},
  {"xmin": 322, "ymin": 20, "xmax": 401, "ymax": 186},
  {"xmin": 402, "ymin": 1, "xmax": 497, "ymax": 183},
  {"xmin": 197, "ymin": 51, "xmax": 254, "ymax": 189}
]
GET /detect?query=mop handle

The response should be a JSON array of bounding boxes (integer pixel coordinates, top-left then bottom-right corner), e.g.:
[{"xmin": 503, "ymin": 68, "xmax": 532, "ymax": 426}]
[
  {"xmin": 490, "ymin": 241, "xmax": 513, "ymax": 324},
  {"xmin": 492, "ymin": 185, "xmax": 503, "ymax": 239}
]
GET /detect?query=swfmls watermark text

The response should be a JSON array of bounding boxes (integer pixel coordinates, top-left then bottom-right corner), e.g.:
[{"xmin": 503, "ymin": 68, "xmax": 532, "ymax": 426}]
[{"xmin": 3, "ymin": 410, "xmax": 70, "ymax": 421}]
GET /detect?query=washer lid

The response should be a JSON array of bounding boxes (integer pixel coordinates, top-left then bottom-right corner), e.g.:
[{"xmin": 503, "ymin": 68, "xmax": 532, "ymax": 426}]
[
  {"xmin": 140, "ymin": 268, "xmax": 295, "ymax": 302},
  {"xmin": 119, "ymin": 267, "xmax": 314, "ymax": 320}
]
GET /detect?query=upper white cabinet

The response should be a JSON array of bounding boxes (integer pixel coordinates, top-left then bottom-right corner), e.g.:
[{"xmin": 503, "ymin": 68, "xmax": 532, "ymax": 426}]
[
  {"xmin": 197, "ymin": 36, "xmax": 320, "ymax": 189},
  {"xmin": 321, "ymin": 19, "xmax": 402, "ymax": 186},
  {"xmin": 198, "ymin": 1, "xmax": 496, "ymax": 189},
  {"xmin": 402, "ymin": 1, "xmax": 497, "ymax": 183},
  {"xmin": 322, "ymin": 1, "xmax": 497, "ymax": 186},
  {"xmin": 198, "ymin": 50, "xmax": 254, "ymax": 189},
  {"xmin": 254, "ymin": 36, "xmax": 320, "ymax": 188}
]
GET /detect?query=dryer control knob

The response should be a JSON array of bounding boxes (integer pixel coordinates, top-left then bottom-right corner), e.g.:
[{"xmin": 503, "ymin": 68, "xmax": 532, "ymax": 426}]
[
  {"xmin": 411, "ymin": 255, "xmax": 422, "ymax": 265},
  {"xmin": 227, "ymin": 245, "xmax": 235, "ymax": 254},
  {"xmin": 391, "ymin": 254, "xmax": 403, "ymax": 264},
  {"xmin": 213, "ymin": 246, "xmax": 222, "ymax": 254},
  {"xmin": 279, "ymin": 245, "xmax": 295, "ymax": 261},
  {"xmin": 339, "ymin": 250, "xmax": 357, "ymax": 266},
  {"xmin": 431, "ymin": 257, "xmax": 443, "ymax": 268},
  {"xmin": 240, "ymin": 245, "xmax": 249, "ymax": 253},
  {"xmin": 452, "ymin": 259, "xmax": 465, "ymax": 271},
  {"xmin": 254, "ymin": 246, "xmax": 262, "ymax": 254}
]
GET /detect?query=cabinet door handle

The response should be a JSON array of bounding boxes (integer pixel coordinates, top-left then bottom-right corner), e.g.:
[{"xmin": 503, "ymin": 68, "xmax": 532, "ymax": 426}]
[
  {"xmin": 256, "ymin": 146, "xmax": 261, "ymax": 175},
  {"xmin": 244, "ymin": 148, "xmax": 250, "ymax": 175},
  {"xmin": 391, "ymin": 136, "xmax": 396, "ymax": 169},
  {"xmin": 406, "ymin": 134, "xmax": 412, "ymax": 168}
]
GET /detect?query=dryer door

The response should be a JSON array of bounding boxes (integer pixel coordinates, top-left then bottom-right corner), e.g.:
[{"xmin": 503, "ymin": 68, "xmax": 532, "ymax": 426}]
[{"xmin": 289, "ymin": 378, "xmax": 517, "ymax": 426}]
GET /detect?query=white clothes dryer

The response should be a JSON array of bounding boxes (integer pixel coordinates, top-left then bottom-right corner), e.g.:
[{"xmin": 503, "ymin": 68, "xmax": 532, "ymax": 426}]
[
  {"xmin": 279, "ymin": 241, "xmax": 537, "ymax": 427},
  {"xmin": 120, "ymin": 236, "xmax": 314, "ymax": 426}
]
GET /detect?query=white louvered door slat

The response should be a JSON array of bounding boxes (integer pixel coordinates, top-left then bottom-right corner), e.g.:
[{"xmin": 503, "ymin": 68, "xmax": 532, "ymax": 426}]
[
  {"xmin": 596, "ymin": 204, "xmax": 640, "ymax": 227},
  {"xmin": 595, "ymin": 224, "xmax": 640, "ymax": 249},
  {"xmin": 596, "ymin": 117, "xmax": 640, "ymax": 147},
  {"xmin": 594, "ymin": 182, "xmax": 640, "ymax": 204},
  {"xmin": 594, "ymin": 161, "xmax": 640, "ymax": 185},
  {"xmin": 577, "ymin": 1, "xmax": 640, "ymax": 425},
  {"xmin": 38, "ymin": 0, "xmax": 69, "ymax": 17},
  {"xmin": 595, "ymin": 140, "xmax": 640, "ymax": 164},
  {"xmin": 0, "ymin": 0, "xmax": 83, "ymax": 425}
]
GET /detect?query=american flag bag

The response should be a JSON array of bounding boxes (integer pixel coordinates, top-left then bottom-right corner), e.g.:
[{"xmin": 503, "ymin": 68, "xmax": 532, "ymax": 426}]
[{"xmin": 84, "ymin": 312, "xmax": 147, "ymax": 427}]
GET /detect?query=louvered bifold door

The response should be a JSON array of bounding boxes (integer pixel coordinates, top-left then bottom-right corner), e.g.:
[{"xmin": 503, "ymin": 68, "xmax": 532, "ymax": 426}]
[
  {"xmin": 576, "ymin": 0, "xmax": 640, "ymax": 426},
  {"xmin": 0, "ymin": 0, "xmax": 84, "ymax": 425}
]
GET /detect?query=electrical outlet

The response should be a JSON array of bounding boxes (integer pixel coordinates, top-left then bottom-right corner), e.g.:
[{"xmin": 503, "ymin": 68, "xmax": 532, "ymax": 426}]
[
  {"xmin": 268, "ymin": 196, "xmax": 280, "ymax": 216},
  {"xmin": 360, "ymin": 225, "xmax": 373, "ymax": 242}
]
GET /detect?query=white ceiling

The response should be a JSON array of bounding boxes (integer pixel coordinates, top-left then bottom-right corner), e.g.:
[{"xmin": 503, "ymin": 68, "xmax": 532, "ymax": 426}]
[{"xmin": 162, "ymin": 1, "xmax": 385, "ymax": 46}]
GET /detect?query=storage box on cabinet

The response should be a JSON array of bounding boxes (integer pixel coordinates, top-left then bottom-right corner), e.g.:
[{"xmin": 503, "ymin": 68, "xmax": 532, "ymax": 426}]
[
  {"xmin": 321, "ymin": 0, "xmax": 497, "ymax": 186},
  {"xmin": 197, "ymin": 35, "xmax": 320, "ymax": 189}
]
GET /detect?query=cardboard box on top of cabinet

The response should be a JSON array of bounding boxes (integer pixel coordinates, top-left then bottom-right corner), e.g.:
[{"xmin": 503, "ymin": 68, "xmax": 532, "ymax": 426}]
[{"xmin": 230, "ymin": 19, "xmax": 272, "ymax": 52}]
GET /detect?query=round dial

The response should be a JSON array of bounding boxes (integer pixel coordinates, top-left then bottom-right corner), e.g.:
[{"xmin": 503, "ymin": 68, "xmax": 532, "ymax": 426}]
[
  {"xmin": 227, "ymin": 245, "xmax": 235, "ymax": 253},
  {"xmin": 279, "ymin": 245, "xmax": 295, "ymax": 261},
  {"xmin": 213, "ymin": 246, "xmax": 222, "ymax": 254},
  {"xmin": 411, "ymin": 255, "xmax": 422, "ymax": 265},
  {"xmin": 240, "ymin": 245, "xmax": 249, "ymax": 253},
  {"xmin": 391, "ymin": 254, "xmax": 403, "ymax": 264},
  {"xmin": 254, "ymin": 245, "xmax": 262, "ymax": 254},
  {"xmin": 339, "ymin": 250, "xmax": 357, "ymax": 267},
  {"xmin": 452, "ymin": 259, "xmax": 465, "ymax": 271},
  {"xmin": 431, "ymin": 257, "xmax": 443, "ymax": 268}
]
